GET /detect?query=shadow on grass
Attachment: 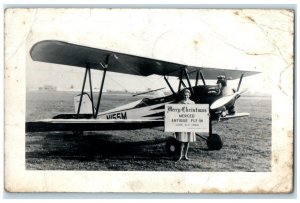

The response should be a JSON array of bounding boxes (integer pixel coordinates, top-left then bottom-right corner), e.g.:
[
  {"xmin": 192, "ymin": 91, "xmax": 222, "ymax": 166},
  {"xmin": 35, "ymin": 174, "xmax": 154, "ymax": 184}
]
[{"xmin": 26, "ymin": 131, "xmax": 176, "ymax": 161}]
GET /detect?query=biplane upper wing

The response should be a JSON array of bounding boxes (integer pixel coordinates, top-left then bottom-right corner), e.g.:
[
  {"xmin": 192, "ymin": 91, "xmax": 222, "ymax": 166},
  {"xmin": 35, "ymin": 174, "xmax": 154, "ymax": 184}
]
[{"xmin": 31, "ymin": 40, "xmax": 260, "ymax": 79}]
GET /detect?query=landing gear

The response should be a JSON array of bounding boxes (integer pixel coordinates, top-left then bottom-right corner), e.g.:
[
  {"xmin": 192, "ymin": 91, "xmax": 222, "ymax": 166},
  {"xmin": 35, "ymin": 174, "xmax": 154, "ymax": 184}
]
[
  {"xmin": 228, "ymin": 106, "xmax": 235, "ymax": 115},
  {"xmin": 207, "ymin": 133, "xmax": 223, "ymax": 150},
  {"xmin": 206, "ymin": 116, "xmax": 223, "ymax": 150},
  {"xmin": 166, "ymin": 138, "xmax": 180, "ymax": 156}
]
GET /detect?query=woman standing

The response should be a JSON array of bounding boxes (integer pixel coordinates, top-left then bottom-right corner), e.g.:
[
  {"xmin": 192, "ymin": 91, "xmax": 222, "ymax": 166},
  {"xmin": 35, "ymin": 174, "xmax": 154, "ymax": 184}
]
[{"xmin": 175, "ymin": 88, "xmax": 196, "ymax": 161}]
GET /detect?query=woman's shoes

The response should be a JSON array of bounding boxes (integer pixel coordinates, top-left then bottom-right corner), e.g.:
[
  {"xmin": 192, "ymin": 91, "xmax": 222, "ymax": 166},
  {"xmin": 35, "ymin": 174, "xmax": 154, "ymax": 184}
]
[
  {"xmin": 183, "ymin": 156, "xmax": 189, "ymax": 161},
  {"xmin": 175, "ymin": 156, "xmax": 183, "ymax": 162},
  {"xmin": 175, "ymin": 156, "xmax": 189, "ymax": 162}
]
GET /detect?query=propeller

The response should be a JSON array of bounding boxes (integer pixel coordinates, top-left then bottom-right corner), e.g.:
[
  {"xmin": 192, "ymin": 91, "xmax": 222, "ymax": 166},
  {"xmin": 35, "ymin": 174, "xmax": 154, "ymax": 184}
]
[
  {"xmin": 210, "ymin": 88, "xmax": 249, "ymax": 110},
  {"xmin": 210, "ymin": 92, "xmax": 239, "ymax": 110}
]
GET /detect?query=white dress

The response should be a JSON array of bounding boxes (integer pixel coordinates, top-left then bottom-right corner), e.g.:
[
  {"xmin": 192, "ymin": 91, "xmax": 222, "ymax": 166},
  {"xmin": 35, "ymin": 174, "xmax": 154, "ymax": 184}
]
[{"xmin": 175, "ymin": 99, "xmax": 197, "ymax": 143}]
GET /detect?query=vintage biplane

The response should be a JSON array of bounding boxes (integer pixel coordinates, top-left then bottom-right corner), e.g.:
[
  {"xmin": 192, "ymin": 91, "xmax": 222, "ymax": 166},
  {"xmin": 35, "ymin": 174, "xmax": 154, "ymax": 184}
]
[{"xmin": 26, "ymin": 40, "xmax": 260, "ymax": 154}]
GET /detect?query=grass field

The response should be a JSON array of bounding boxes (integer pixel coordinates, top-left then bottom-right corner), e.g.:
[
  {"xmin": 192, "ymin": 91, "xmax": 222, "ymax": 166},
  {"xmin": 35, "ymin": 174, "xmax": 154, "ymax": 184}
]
[{"xmin": 26, "ymin": 91, "xmax": 272, "ymax": 171}]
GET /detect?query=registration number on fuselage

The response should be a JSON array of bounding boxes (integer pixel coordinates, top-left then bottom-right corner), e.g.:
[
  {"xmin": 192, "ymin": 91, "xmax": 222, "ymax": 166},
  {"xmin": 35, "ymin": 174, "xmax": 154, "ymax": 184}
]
[{"xmin": 106, "ymin": 112, "xmax": 127, "ymax": 119}]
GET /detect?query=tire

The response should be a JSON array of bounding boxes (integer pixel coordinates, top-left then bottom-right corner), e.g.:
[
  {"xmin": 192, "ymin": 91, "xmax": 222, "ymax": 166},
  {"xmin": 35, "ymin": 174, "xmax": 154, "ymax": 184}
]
[
  {"xmin": 228, "ymin": 106, "xmax": 236, "ymax": 115},
  {"xmin": 207, "ymin": 133, "xmax": 223, "ymax": 150},
  {"xmin": 166, "ymin": 138, "xmax": 180, "ymax": 156}
]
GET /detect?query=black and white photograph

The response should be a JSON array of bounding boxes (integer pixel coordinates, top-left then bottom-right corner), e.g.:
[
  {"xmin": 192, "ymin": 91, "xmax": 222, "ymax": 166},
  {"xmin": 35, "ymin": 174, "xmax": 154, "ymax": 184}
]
[{"xmin": 5, "ymin": 8, "xmax": 294, "ymax": 193}]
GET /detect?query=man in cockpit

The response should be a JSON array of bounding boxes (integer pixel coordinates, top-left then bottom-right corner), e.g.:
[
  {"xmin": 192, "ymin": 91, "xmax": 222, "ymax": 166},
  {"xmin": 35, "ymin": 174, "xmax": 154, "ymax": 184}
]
[
  {"xmin": 217, "ymin": 75, "xmax": 234, "ymax": 96},
  {"xmin": 208, "ymin": 75, "xmax": 229, "ymax": 96},
  {"xmin": 213, "ymin": 75, "xmax": 236, "ymax": 115}
]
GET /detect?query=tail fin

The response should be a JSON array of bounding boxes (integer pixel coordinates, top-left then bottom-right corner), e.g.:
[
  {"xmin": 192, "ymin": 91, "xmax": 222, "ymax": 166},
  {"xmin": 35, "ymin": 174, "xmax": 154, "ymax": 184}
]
[{"xmin": 74, "ymin": 93, "xmax": 94, "ymax": 114}]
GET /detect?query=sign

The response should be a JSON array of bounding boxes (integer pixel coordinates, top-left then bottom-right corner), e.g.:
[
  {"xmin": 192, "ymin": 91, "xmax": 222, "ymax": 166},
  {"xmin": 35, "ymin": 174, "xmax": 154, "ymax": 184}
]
[{"xmin": 164, "ymin": 104, "xmax": 209, "ymax": 133}]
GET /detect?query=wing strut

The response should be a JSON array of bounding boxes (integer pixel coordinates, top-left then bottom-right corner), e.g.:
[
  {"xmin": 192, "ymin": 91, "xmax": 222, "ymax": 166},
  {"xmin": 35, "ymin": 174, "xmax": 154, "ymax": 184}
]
[
  {"xmin": 77, "ymin": 56, "xmax": 110, "ymax": 118},
  {"xmin": 94, "ymin": 55, "xmax": 109, "ymax": 117},
  {"xmin": 88, "ymin": 65, "xmax": 95, "ymax": 116},
  {"xmin": 77, "ymin": 65, "xmax": 89, "ymax": 115},
  {"xmin": 164, "ymin": 76, "xmax": 176, "ymax": 95},
  {"xmin": 195, "ymin": 70, "xmax": 200, "ymax": 86},
  {"xmin": 177, "ymin": 69, "xmax": 188, "ymax": 92},
  {"xmin": 178, "ymin": 69, "xmax": 183, "ymax": 92},
  {"xmin": 200, "ymin": 70, "xmax": 206, "ymax": 85},
  {"xmin": 236, "ymin": 73, "xmax": 244, "ymax": 92},
  {"xmin": 183, "ymin": 67, "xmax": 194, "ymax": 95}
]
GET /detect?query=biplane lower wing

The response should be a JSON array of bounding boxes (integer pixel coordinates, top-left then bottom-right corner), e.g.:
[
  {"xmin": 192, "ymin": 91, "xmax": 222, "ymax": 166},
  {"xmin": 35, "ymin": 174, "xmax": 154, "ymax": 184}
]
[
  {"xmin": 26, "ymin": 112, "xmax": 250, "ymax": 132},
  {"xmin": 26, "ymin": 119, "xmax": 164, "ymax": 132}
]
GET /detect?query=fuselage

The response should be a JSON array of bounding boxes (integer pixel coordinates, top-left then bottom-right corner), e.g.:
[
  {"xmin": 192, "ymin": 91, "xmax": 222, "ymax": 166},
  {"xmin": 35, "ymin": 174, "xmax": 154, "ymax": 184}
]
[{"xmin": 98, "ymin": 84, "xmax": 236, "ymax": 121}]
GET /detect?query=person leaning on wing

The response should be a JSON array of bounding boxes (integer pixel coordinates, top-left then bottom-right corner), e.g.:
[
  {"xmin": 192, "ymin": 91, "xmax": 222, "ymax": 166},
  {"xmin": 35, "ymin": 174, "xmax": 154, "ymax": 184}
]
[{"xmin": 175, "ymin": 88, "xmax": 196, "ymax": 161}]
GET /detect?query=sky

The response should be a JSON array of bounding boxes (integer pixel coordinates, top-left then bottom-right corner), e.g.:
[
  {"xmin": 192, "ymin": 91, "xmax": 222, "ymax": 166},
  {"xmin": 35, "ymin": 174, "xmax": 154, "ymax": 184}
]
[{"xmin": 20, "ymin": 9, "xmax": 293, "ymax": 94}]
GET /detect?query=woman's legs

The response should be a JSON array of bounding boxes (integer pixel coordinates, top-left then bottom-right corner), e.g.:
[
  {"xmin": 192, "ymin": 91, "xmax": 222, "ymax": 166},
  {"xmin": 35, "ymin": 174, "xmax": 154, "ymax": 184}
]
[
  {"xmin": 176, "ymin": 142, "xmax": 185, "ymax": 161},
  {"xmin": 177, "ymin": 142, "xmax": 190, "ymax": 161},
  {"xmin": 184, "ymin": 142, "xmax": 190, "ymax": 160}
]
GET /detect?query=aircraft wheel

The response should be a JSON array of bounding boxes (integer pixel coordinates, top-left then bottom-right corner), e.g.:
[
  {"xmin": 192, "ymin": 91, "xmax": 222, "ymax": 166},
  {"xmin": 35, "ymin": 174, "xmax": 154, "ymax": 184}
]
[
  {"xmin": 228, "ymin": 106, "xmax": 236, "ymax": 115},
  {"xmin": 166, "ymin": 138, "xmax": 180, "ymax": 156},
  {"xmin": 207, "ymin": 133, "xmax": 223, "ymax": 150}
]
